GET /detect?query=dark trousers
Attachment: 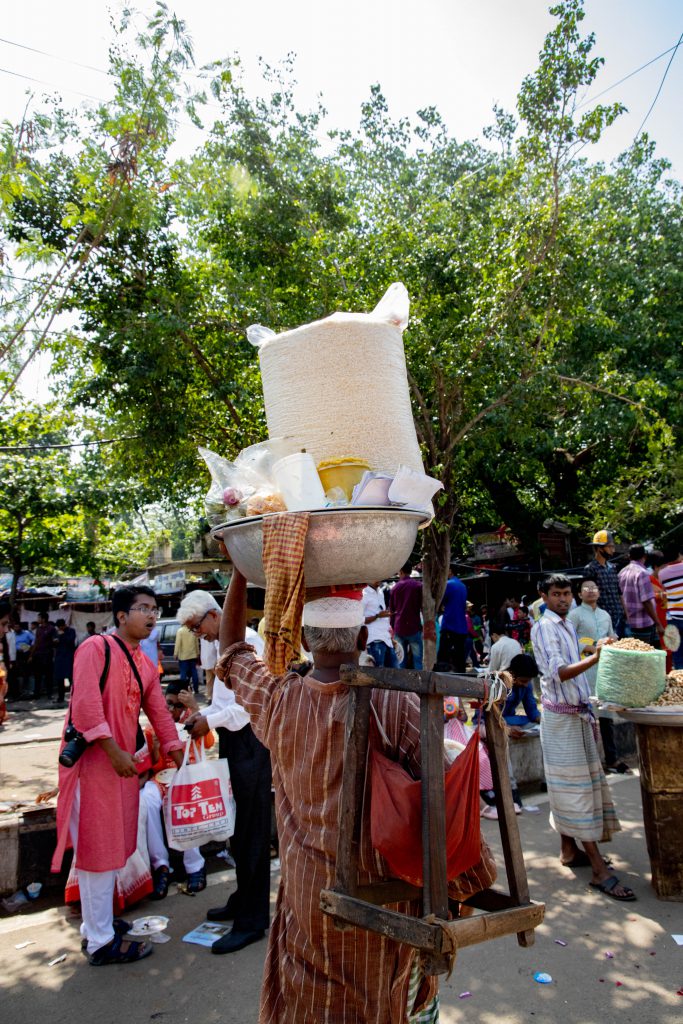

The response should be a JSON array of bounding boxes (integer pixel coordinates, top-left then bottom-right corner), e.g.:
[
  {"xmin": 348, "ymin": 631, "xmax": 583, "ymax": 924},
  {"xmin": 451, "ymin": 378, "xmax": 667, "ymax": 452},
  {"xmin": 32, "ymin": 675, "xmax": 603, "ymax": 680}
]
[
  {"xmin": 218, "ymin": 724, "xmax": 272, "ymax": 932},
  {"xmin": 32, "ymin": 654, "xmax": 54, "ymax": 697},
  {"xmin": 437, "ymin": 630, "xmax": 467, "ymax": 673},
  {"xmin": 599, "ymin": 716, "xmax": 618, "ymax": 767},
  {"xmin": 179, "ymin": 659, "xmax": 199, "ymax": 693}
]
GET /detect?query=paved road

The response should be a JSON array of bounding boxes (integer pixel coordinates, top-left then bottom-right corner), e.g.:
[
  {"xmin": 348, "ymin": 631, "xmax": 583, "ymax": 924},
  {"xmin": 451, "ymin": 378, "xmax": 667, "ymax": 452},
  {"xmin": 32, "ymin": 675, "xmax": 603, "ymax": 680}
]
[{"xmin": 1, "ymin": 774, "xmax": 681, "ymax": 1024}]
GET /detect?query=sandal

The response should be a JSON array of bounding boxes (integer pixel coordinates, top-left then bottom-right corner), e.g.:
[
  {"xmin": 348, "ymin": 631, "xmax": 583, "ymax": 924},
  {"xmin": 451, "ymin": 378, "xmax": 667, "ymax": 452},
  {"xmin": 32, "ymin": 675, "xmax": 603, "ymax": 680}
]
[
  {"xmin": 82, "ymin": 917, "xmax": 131, "ymax": 954},
  {"xmin": 150, "ymin": 865, "xmax": 170, "ymax": 901},
  {"xmin": 589, "ymin": 875, "xmax": 636, "ymax": 902},
  {"xmin": 561, "ymin": 851, "xmax": 613, "ymax": 869},
  {"xmin": 88, "ymin": 932, "xmax": 154, "ymax": 966},
  {"xmin": 184, "ymin": 867, "xmax": 207, "ymax": 894},
  {"xmin": 605, "ymin": 762, "xmax": 633, "ymax": 774}
]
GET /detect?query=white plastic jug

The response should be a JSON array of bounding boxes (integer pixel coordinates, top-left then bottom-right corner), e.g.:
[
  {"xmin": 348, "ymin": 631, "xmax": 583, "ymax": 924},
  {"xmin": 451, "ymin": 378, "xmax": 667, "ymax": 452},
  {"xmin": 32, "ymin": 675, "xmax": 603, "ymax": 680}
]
[{"xmin": 271, "ymin": 453, "xmax": 327, "ymax": 512}]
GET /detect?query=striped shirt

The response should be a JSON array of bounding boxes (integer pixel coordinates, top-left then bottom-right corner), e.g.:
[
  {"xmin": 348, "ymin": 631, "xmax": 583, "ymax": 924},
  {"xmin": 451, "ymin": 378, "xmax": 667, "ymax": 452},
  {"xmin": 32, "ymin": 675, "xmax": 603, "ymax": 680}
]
[
  {"xmin": 618, "ymin": 561, "xmax": 656, "ymax": 628},
  {"xmin": 221, "ymin": 642, "xmax": 496, "ymax": 1024},
  {"xmin": 659, "ymin": 560, "xmax": 683, "ymax": 622},
  {"xmin": 531, "ymin": 609, "xmax": 591, "ymax": 706}
]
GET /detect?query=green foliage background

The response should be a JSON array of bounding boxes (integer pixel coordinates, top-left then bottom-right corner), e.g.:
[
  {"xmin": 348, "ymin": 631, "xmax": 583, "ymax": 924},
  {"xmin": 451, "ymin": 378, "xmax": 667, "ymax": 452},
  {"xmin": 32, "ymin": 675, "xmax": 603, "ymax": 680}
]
[{"xmin": 1, "ymin": 1, "xmax": 681, "ymax": 600}]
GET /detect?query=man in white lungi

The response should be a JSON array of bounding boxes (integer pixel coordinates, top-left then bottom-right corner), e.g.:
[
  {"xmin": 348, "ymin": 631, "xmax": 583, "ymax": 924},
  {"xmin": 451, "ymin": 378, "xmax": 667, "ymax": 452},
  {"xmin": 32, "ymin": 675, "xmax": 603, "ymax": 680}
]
[{"xmin": 532, "ymin": 574, "xmax": 636, "ymax": 902}]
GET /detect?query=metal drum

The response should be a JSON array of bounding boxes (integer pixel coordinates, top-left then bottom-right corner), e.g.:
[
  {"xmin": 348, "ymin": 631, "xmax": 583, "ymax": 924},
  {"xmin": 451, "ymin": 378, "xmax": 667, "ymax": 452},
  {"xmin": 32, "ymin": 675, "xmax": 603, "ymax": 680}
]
[{"xmin": 212, "ymin": 507, "xmax": 428, "ymax": 588}]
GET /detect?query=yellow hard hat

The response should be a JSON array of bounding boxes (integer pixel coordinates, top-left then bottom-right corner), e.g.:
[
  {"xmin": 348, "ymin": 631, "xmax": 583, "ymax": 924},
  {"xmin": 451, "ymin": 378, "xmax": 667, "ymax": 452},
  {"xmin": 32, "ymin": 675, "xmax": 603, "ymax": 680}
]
[{"xmin": 592, "ymin": 530, "xmax": 614, "ymax": 545}]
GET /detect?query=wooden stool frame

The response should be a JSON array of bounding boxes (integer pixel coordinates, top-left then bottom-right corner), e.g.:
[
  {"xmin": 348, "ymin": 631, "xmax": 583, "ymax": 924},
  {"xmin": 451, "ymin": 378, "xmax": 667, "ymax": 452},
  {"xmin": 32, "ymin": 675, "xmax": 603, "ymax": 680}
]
[{"xmin": 319, "ymin": 665, "xmax": 545, "ymax": 975}]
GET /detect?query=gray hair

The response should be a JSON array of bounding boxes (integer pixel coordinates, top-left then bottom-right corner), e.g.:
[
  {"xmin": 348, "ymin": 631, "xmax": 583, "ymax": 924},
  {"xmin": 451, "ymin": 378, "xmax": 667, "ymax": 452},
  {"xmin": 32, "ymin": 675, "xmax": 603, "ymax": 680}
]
[
  {"xmin": 303, "ymin": 624, "xmax": 361, "ymax": 654},
  {"xmin": 177, "ymin": 590, "xmax": 221, "ymax": 625}
]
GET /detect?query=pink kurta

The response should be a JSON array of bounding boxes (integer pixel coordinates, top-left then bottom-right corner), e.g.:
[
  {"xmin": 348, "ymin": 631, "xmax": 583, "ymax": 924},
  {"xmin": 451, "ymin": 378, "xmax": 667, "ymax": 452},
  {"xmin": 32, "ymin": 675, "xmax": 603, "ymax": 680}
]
[{"xmin": 52, "ymin": 634, "xmax": 183, "ymax": 874}]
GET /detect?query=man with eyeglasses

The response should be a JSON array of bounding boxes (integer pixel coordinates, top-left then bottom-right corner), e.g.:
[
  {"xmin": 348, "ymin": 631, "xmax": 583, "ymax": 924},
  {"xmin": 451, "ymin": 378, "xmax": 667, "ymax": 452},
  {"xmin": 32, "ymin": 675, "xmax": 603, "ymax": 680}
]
[
  {"xmin": 176, "ymin": 589, "xmax": 272, "ymax": 955},
  {"xmin": 52, "ymin": 586, "xmax": 184, "ymax": 966}
]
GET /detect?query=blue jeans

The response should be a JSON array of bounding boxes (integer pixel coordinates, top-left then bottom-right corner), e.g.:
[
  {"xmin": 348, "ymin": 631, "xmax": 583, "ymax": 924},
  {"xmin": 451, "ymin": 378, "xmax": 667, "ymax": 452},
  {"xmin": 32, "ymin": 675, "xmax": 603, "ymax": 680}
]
[
  {"xmin": 396, "ymin": 632, "xmax": 423, "ymax": 671},
  {"xmin": 503, "ymin": 683, "xmax": 540, "ymax": 722},
  {"xmin": 366, "ymin": 640, "xmax": 398, "ymax": 669},
  {"xmin": 179, "ymin": 659, "xmax": 199, "ymax": 693}
]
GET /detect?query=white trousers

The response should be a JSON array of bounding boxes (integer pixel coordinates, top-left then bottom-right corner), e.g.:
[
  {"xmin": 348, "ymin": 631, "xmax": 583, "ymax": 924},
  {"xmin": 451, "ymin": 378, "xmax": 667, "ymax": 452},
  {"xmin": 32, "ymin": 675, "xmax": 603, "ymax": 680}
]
[
  {"xmin": 69, "ymin": 782, "xmax": 116, "ymax": 954},
  {"xmin": 141, "ymin": 781, "xmax": 204, "ymax": 875}
]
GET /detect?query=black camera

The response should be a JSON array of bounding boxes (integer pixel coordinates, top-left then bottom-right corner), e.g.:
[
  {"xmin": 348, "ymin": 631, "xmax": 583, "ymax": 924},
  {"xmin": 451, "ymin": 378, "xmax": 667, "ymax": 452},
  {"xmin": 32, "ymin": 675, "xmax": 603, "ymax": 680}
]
[{"xmin": 59, "ymin": 723, "xmax": 89, "ymax": 768}]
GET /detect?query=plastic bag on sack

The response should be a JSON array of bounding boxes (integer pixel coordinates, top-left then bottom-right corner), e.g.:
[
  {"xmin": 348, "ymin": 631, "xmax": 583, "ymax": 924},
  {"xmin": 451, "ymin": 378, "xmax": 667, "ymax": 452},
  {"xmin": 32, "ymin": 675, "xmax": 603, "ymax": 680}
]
[
  {"xmin": 595, "ymin": 645, "xmax": 666, "ymax": 708},
  {"xmin": 164, "ymin": 739, "xmax": 236, "ymax": 851},
  {"xmin": 370, "ymin": 730, "xmax": 481, "ymax": 888},
  {"xmin": 199, "ymin": 445, "xmax": 270, "ymax": 525}
]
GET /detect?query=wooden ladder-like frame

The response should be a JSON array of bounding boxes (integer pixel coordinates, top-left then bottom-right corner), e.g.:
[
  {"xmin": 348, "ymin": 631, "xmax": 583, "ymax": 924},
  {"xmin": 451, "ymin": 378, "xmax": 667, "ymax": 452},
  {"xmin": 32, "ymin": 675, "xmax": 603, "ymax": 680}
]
[{"xmin": 319, "ymin": 665, "xmax": 545, "ymax": 975}]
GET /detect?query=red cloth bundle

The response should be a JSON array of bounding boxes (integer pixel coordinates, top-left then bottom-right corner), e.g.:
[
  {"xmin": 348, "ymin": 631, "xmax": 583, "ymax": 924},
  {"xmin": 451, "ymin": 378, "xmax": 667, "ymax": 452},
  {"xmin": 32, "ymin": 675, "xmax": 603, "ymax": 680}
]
[{"xmin": 370, "ymin": 731, "xmax": 481, "ymax": 888}]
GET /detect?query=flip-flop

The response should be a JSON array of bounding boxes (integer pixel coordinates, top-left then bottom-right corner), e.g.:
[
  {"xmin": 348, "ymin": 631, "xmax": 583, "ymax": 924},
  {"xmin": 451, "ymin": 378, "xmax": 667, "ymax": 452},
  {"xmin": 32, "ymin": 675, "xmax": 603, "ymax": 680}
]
[
  {"xmin": 589, "ymin": 875, "xmax": 636, "ymax": 902},
  {"xmin": 606, "ymin": 762, "xmax": 633, "ymax": 774}
]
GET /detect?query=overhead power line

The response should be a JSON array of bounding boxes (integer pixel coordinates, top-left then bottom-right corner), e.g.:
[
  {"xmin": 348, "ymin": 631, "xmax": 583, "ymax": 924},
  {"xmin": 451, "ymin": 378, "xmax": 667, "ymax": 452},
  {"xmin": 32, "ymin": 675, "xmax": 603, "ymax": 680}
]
[
  {"xmin": 0, "ymin": 35, "xmax": 109, "ymax": 75},
  {"xmin": 0, "ymin": 435, "xmax": 141, "ymax": 452},
  {"xmin": 634, "ymin": 31, "xmax": 683, "ymax": 140},
  {"xmin": 575, "ymin": 41, "xmax": 680, "ymax": 110}
]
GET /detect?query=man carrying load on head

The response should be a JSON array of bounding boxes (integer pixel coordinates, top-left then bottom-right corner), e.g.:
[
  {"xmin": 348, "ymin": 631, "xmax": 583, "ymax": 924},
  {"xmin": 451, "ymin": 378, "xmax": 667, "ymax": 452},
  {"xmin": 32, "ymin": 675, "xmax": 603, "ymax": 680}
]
[{"xmin": 215, "ymin": 569, "xmax": 496, "ymax": 1024}]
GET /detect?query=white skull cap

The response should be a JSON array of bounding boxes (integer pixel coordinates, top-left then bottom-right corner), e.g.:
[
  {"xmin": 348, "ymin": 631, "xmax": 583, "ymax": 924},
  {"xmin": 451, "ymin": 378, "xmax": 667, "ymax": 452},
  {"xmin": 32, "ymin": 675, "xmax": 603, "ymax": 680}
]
[{"xmin": 302, "ymin": 596, "xmax": 364, "ymax": 628}]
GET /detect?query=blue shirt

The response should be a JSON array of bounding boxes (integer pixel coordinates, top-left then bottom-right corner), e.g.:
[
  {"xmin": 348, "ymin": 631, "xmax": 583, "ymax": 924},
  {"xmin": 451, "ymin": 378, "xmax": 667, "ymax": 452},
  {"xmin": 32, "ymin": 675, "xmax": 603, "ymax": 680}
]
[
  {"xmin": 14, "ymin": 629, "xmax": 34, "ymax": 652},
  {"xmin": 441, "ymin": 577, "xmax": 468, "ymax": 634}
]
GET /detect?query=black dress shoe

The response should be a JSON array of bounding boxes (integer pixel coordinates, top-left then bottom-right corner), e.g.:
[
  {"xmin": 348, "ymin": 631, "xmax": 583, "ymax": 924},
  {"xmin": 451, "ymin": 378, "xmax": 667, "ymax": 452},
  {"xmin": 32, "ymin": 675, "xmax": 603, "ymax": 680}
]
[
  {"xmin": 211, "ymin": 929, "xmax": 264, "ymax": 955},
  {"xmin": 206, "ymin": 894, "xmax": 238, "ymax": 921}
]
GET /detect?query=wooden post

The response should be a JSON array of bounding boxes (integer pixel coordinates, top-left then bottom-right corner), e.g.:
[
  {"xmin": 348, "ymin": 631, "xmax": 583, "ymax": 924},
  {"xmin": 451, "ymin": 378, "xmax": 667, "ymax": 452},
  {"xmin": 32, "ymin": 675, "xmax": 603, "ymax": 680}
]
[
  {"xmin": 420, "ymin": 694, "xmax": 448, "ymax": 920},
  {"xmin": 635, "ymin": 723, "xmax": 683, "ymax": 901},
  {"xmin": 484, "ymin": 703, "xmax": 535, "ymax": 946},
  {"xmin": 335, "ymin": 685, "xmax": 372, "ymax": 896}
]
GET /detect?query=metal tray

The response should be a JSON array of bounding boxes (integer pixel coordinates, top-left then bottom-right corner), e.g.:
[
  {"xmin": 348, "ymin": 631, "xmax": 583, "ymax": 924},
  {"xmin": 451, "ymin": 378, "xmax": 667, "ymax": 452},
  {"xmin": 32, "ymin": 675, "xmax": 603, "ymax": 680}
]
[
  {"xmin": 615, "ymin": 706, "xmax": 683, "ymax": 727},
  {"xmin": 212, "ymin": 507, "xmax": 429, "ymax": 588}
]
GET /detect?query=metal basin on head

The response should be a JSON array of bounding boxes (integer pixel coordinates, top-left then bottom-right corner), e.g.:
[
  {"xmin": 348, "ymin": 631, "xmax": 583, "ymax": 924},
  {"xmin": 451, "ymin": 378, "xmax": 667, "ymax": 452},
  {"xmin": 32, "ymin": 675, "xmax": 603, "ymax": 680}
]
[{"xmin": 212, "ymin": 507, "xmax": 429, "ymax": 588}]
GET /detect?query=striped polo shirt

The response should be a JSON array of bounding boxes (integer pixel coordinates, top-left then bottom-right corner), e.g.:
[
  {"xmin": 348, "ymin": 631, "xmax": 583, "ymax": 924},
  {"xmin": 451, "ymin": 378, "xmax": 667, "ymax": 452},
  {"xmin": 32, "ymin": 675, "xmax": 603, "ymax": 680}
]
[{"xmin": 659, "ymin": 560, "xmax": 683, "ymax": 621}]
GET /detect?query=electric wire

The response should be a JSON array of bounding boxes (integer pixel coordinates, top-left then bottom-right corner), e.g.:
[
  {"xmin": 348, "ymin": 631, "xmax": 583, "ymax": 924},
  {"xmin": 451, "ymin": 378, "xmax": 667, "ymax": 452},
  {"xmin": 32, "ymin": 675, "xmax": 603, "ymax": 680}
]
[{"xmin": 633, "ymin": 31, "xmax": 683, "ymax": 140}]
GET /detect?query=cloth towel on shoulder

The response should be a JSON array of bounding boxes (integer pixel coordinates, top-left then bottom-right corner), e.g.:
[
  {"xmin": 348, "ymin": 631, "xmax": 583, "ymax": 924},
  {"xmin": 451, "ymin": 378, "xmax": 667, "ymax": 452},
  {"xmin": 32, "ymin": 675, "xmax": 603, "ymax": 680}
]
[{"xmin": 262, "ymin": 512, "xmax": 310, "ymax": 675}]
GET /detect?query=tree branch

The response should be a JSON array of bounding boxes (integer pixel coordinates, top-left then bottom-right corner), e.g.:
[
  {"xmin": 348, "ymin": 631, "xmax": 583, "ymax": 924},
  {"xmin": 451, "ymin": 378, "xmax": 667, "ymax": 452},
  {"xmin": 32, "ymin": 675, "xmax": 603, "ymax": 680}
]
[{"xmin": 177, "ymin": 329, "xmax": 242, "ymax": 427}]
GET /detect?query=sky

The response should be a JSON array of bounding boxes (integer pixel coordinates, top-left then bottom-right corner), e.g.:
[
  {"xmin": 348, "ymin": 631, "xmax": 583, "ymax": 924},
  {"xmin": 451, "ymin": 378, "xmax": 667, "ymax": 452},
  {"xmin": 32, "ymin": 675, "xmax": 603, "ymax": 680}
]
[{"xmin": 2, "ymin": 0, "xmax": 682, "ymax": 400}]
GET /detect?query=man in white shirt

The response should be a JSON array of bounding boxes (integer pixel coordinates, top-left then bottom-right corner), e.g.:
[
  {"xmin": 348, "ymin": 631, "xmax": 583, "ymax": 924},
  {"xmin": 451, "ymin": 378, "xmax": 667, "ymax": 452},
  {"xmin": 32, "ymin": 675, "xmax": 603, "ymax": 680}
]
[
  {"xmin": 362, "ymin": 582, "xmax": 398, "ymax": 668},
  {"xmin": 487, "ymin": 622, "xmax": 522, "ymax": 672},
  {"xmin": 177, "ymin": 590, "xmax": 272, "ymax": 955}
]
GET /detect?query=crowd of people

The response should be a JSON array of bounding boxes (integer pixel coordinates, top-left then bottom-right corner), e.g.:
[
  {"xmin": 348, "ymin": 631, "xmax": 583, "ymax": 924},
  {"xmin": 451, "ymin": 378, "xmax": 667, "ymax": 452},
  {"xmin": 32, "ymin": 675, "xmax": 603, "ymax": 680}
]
[{"xmin": 0, "ymin": 530, "xmax": 681, "ymax": 1021}]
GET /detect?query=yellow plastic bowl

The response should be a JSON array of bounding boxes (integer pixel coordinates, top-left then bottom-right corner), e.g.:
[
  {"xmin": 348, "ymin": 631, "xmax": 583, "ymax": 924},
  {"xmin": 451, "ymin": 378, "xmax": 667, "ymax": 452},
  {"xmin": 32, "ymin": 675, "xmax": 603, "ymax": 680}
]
[{"xmin": 317, "ymin": 457, "xmax": 371, "ymax": 501}]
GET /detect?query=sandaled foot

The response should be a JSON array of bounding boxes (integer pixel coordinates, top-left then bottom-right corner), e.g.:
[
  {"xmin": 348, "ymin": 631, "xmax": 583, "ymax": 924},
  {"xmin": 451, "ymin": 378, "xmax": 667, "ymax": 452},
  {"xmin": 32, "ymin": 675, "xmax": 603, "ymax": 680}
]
[
  {"xmin": 88, "ymin": 933, "xmax": 154, "ymax": 965},
  {"xmin": 561, "ymin": 849, "xmax": 612, "ymax": 869},
  {"xmin": 184, "ymin": 867, "xmax": 207, "ymax": 894},
  {"xmin": 605, "ymin": 761, "xmax": 633, "ymax": 774},
  {"xmin": 589, "ymin": 875, "xmax": 636, "ymax": 902},
  {"xmin": 82, "ymin": 918, "xmax": 131, "ymax": 954}
]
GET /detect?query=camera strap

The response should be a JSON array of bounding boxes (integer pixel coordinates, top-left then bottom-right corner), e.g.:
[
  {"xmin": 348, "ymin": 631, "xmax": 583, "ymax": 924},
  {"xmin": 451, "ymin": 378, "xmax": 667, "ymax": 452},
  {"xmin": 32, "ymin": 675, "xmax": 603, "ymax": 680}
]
[
  {"xmin": 65, "ymin": 636, "xmax": 146, "ymax": 750},
  {"xmin": 109, "ymin": 635, "xmax": 146, "ymax": 752},
  {"xmin": 65, "ymin": 638, "xmax": 111, "ymax": 733}
]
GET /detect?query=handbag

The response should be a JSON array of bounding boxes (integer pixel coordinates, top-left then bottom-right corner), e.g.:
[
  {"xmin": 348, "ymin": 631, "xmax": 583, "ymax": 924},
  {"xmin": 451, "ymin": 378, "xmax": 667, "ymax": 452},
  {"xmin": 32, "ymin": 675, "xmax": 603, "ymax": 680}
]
[
  {"xmin": 164, "ymin": 737, "xmax": 236, "ymax": 850},
  {"xmin": 370, "ymin": 707, "xmax": 482, "ymax": 888}
]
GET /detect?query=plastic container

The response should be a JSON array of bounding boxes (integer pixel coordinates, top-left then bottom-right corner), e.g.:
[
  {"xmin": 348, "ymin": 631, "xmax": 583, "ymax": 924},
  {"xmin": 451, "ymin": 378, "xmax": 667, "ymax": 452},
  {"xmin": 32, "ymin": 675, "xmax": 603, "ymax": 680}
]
[
  {"xmin": 271, "ymin": 452, "xmax": 327, "ymax": 511},
  {"xmin": 317, "ymin": 458, "xmax": 370, "ymax": 502},
  {"xmin": 352, "ymin": 472, "xmax": 393, "ymax": 506}
]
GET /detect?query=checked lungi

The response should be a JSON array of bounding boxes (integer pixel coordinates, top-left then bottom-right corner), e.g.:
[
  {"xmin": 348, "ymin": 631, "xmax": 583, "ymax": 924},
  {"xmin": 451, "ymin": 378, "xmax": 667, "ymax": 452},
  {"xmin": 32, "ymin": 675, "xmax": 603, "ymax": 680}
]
[{"xmin": 540, "ymin": 709, "xmax": 621, "ymax": 843}]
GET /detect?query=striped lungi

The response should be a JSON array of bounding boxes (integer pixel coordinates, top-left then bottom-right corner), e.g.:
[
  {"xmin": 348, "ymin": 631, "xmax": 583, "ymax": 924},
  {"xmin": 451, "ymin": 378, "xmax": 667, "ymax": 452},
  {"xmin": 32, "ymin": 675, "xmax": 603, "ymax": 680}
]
[{"xmin": 540, "ymin": 710, "xmax": 621, "ymax": 843}]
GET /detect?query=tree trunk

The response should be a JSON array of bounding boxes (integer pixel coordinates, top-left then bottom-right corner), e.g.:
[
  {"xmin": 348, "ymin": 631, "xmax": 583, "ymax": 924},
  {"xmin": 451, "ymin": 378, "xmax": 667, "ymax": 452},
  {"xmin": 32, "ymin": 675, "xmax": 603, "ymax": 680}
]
[{"xmin": 421, "ymin": 522, "xmax": 451, "ymax": 671}]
